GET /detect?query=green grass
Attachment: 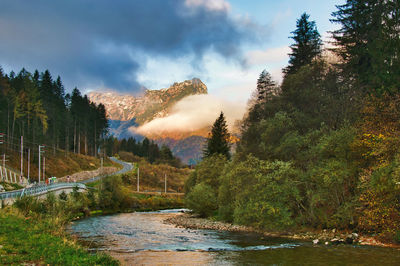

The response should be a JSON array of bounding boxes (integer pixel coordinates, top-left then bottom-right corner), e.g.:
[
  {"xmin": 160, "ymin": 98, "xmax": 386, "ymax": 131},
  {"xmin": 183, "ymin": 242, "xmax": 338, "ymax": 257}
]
[{"xmin": 0, "ymin": 210, "xmax": 119, "ymax": 265}]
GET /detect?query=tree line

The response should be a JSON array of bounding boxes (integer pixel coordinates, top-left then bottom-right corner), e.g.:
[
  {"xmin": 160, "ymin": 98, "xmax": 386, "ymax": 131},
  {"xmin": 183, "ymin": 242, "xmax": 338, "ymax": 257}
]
[
  {"xmin": 0, "ymin": 68, "xmax": 108, "ymax": 162},
  {"xmin": 104, "ymin": 136, "xmax": 182, "ymax": 167},
  {"xmin": 187, "ymin": 1, "xmax": 400, "ymax": 242}
]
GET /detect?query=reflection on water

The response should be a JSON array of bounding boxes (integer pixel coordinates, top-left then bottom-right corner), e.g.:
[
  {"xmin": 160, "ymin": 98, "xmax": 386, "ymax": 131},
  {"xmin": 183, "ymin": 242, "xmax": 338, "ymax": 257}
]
[{"xmin": 70, "ymin": 209, "xmax": 400, "ymax": 265}]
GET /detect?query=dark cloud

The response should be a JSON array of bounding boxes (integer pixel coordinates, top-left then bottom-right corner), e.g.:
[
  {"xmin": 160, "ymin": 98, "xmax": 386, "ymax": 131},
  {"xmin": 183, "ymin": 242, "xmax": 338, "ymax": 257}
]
[{"xmin": 0, "ymin": 0, "xmax": 260, "ymax": 92}]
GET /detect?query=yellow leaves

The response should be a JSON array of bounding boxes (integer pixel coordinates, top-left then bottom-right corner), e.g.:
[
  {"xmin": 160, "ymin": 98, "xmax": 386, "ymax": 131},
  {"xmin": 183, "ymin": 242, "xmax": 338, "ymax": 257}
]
[
  {"xmin": 358, "ymin": 188, "xmax": 400, "ymax": 234},
  {"xmin": 228, "ymin": 135, "xmax": 240, "ymax": 143}
]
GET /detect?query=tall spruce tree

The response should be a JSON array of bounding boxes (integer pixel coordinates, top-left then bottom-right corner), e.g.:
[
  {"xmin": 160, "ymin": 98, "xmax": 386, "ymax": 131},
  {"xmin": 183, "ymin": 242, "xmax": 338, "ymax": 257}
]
[
  {"xmin": 284, "ymin": 13, "xmax": 322, "ymax": 76},
  {"xmin": 204, "ymin": 112, "xmax": 230, "ymax": 159},
  {"xmin": 331, "ymin": 0, "xmax": 400, "ymax": 94},
  {"xmin": 256, "ymin": 70, "xmax": 277, "ymax": 102}
]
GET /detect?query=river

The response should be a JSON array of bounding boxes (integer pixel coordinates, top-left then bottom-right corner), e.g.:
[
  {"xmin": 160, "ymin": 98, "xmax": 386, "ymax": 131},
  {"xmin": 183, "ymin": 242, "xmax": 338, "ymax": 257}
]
[{"xmin": 70, "ymin": 209, "xmax": 400, "ymax": 265}]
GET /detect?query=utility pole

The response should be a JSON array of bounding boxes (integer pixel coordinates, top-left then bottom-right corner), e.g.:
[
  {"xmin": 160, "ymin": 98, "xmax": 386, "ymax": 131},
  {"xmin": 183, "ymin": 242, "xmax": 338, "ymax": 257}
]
[
  {"xmin": 3, "ymin": 154, "xmax": 7, "ymax": 182},
  {"xmin": 164, "ymin": 173, "xmax": 167, "ymax": 194},
  {"xmin": 20, "ymin": 136, "xmax": 23, "ymax": 179},
  {"xmin": 38, "ymin": 145, "xmax": 45, "ymax": 184},
  {"xmin": 27, "ymin": 148, "xmax": 30, "ymax": 183},
  {"xmin": 0, "ymin": 134, "xmax": 3, "ymax": 182},
  {"xmin": 43, "ymin": 156, "xmax": 46, "ymax": 183},
  {"xmin": 137, "ymin": 166, "xmax": 140, "ymax": 192}
]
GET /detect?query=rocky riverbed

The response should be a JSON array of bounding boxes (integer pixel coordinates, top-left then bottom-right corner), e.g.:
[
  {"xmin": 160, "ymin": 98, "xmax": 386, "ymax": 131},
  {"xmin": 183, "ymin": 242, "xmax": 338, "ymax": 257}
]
[{"xmin": 164, "ymin": 212, "xmax": 399, "ymax": 248}]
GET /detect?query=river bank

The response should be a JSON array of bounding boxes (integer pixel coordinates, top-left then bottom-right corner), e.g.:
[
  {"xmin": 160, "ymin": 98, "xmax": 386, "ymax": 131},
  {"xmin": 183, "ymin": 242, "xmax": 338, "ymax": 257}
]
[
  {"xmin": 165, "ymin": 212, "xmax": 400, "ymax": 249},
  {"xmin": 0, "ymin": 208, "xmax": 118, "ymax": 265},
  {"xmin": 70, "ymin": 209, "xmax": 400, "ymax": 266}
]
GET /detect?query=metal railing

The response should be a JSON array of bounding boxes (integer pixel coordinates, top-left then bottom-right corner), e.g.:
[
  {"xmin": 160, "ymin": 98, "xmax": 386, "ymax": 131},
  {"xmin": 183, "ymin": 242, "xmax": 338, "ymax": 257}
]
[
  {"xmin": 0, "ymin": 182, "xmax": 86, "ymax": 200},
  {"xmin": 0, "ymin": 157, "xmax": 131, "ymax": 200}
]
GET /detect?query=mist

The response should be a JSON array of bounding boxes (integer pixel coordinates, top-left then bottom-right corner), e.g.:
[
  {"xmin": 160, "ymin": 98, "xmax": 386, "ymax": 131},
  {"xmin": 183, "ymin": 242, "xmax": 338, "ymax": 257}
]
[{"xmin": 131, "ymin": 94, "xmax": 246, "ymax": 137}]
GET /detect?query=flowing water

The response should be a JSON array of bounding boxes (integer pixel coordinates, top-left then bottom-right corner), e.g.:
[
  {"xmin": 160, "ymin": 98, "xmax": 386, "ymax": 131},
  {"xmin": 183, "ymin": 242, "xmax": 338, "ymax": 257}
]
[{"xmin": 70, "ymin": 209, "xmax": 400, "ymax": 265}]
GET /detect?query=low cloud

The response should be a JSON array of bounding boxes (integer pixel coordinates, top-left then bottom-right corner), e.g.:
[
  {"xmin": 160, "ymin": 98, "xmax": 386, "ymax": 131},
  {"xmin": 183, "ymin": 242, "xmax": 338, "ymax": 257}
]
[{"xmin": 131, "ymin": 94, "xmax": 246, "ymax": 136}]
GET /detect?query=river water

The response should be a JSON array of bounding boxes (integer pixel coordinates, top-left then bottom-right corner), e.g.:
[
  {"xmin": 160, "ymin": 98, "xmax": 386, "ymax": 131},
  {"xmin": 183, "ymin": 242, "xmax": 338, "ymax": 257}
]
[{"xmin": 70, "ymin": 209, "xmax": 400, "ymax": 265}]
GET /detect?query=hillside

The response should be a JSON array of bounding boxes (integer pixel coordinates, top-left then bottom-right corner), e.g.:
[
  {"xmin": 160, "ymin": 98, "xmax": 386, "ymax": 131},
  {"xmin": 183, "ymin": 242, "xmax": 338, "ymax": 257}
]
[
  {"xmin": 117, "ymin": 151, "xmax": 190, "ymax": 192},
  {"xmin": 155, "ymin": 136, "xmax": 206, "ymax": 165},
  {"xmin": 4, "ymin": 149, "xmax": 116, "ymax": 182}
]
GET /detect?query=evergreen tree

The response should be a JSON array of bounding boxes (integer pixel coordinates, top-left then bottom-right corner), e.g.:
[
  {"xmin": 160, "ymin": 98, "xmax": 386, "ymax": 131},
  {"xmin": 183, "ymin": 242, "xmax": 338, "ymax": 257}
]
[
  {"xmin": 283, "ymin": 13, "xmax": 322, "ymax": 76},
  {"xmin": 204, "ymin": 112, "xmax": 231, "ymax": 159},
  {"xmin": 331, "ymin": 0, "xmax": 400, "ymax": 94},
  {"xmin": 256, "ymin": 70, "xmax": 277, "ymax": 102}
]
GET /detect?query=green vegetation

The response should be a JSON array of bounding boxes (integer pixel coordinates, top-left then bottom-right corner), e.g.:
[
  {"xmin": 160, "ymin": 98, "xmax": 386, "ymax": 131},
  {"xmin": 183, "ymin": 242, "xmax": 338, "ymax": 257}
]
[
  {"xmin": 203, "ymin": 112, "xmax": 231, "ymax": 159},
  {"xmin": 0, "ymin": 182, "xmax": 23, "ymax": 191},
  {"xmin": 186, "ymin": 1, "xmax": 400, "ymax": 243},
  {"xmin": 0, "ymin": 211, "xmax": 117, "ymax": 265},
  {"xmin": 0, "ymin": 68, "xmax": 108, "ymax": 182},
  {"xmin": 0, "ymin": 200, "xmax": 118, "ymax": 265},
  {"xmin": 105, "ymin": 138, "xmax": 182, "ymax": 167},
  {"xmin": 117, "ymin": 151, "xmax": 189, "ymax": 192}
]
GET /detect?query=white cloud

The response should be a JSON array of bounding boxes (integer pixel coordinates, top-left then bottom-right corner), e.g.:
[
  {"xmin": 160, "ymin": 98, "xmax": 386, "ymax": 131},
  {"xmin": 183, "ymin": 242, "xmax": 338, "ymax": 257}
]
[
  {"xmin": 245, "ymin": 46, "xmax": 290, "ymax": 66},
  {"xmin": 184, "ymin": 0, "xmax": 231, "ymax": 12},
  {"xmin": 131, "ymin": 94, "xmax": 245, "ymax": 136}
]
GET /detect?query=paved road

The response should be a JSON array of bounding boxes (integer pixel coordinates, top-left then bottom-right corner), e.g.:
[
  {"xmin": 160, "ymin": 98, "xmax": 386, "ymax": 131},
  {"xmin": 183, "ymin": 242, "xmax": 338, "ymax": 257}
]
[{"xmin": 81, "ymin": 157, "xmax": 133, "ymax": 184}]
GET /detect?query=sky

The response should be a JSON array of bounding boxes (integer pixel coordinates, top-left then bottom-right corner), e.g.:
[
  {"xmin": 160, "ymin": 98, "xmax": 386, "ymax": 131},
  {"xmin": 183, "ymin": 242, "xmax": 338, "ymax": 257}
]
[{"xmin": 0, "ymin": 0, "xmax": 345, "ymax": 104}]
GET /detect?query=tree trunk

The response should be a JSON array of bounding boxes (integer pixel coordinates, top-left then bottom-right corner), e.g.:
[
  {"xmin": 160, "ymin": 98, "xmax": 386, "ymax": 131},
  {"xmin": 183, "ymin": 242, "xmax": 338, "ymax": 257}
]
[
  {"xmin": 78, "ymin": 124, "xmax": 81, "ymax": 154},
  {"xmin": 53, "ymin": 122, "xmax": 56, "ymax": 155},
  {"xmin": 73, "ymin": 120, "xmax": 76, "ymax": 154},
  {"xmin": 7, "ymin": 102, "xmax": 10, "ymax": 146},
  {"xmin": 65, "ymin": 125, "xmax": 69, "ymax": 157},
  {"xmin": 84, "ymin": 134, "xmax": 87, "ymax": 155},
  {"xmin": 94, "ymin": 121, "xmax": 97, "ymax": 158}
]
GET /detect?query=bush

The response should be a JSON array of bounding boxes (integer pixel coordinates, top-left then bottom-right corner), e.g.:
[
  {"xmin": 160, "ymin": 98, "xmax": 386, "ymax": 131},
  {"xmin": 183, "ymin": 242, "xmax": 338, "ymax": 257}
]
[
  {"xmin": 186, "ymin": 183, "xmax": 218, "ymax": 217},
  {"xmin": 59, "ymin": 191, "xmax": 68, "ymax": 201},
  {"xmin": 230, "ymin": 156, "xmax": 300, "ymax": 230},
  {"xmin": 185, "ymin": 154, "xmax": 227, "ymax": 194}
]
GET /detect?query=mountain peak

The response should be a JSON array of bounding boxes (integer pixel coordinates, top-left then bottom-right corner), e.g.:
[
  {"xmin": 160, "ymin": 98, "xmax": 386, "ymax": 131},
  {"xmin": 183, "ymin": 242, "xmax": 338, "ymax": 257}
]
[
  {"xmin": 146, "ymin": 78, "xmax": 207, "ymax": 95},
  {"xmin": 88, "ymin": 78, "xmax": 207, "ymax": 123}
]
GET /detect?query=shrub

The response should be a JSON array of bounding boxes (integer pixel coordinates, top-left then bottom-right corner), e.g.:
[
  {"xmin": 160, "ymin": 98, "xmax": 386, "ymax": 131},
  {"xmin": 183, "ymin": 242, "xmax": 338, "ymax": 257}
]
[
  {"xmin": 185, "ymin": 154, "xmax": 227, "ymax": 194},
  {"xmin": 186, "ymin": 183, "xmax": 218, "ymax": 217},
  {"xmin": 229, "ymin": 156, "xmax": 300, "ymax": 230}
]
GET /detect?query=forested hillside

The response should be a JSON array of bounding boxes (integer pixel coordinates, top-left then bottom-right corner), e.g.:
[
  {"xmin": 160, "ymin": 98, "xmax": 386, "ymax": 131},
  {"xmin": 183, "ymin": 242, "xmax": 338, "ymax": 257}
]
[
  {"xmin": 186, "ymin": 2, "xmax": 400, "ymax": 243},
  {"xmin": 0, "ymin": 68, "xmax": 108, "ymax": 180}
]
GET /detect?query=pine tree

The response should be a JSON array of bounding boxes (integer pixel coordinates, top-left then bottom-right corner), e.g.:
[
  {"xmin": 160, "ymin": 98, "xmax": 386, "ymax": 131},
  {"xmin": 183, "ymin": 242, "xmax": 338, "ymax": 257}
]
[
  {"xmin": 331, "ymin": 0, "xmax": 400, "ymax": 94},
  {"xmin": 283, "ymin": 13, "xmax": 322, "ymax": 76},
  {"xmin": 204, "ymin": 112, "xmax": 230, "ymax": 159},
  {"xmin": 256, "ymin": 70, "xmax": 276, "ymax": 102}
]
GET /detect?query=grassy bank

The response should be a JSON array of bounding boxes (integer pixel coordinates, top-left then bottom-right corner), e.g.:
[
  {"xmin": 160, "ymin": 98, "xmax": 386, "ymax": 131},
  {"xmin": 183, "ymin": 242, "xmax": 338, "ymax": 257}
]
[
  {"xmin": 117, "ymin": 151, "xmax": 191, "ymax": 193},
  {"xmin": 0, "ymin": 208, "xmax": 118, "ymax": 265},
  {"xmin": 4, "ymin": 148, "xmax": 117, "ymax": 183}
]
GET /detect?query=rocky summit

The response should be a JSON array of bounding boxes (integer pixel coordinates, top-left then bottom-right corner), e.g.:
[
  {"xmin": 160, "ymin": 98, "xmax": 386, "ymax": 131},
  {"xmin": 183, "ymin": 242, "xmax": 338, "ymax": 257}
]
[{"xmin": 88, "ymin": 78, "xmax": 207, "ymax": 124}]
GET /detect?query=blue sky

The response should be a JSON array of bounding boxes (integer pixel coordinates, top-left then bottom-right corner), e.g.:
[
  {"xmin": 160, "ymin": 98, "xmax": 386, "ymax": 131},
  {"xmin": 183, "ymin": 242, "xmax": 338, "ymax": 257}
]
[
  {"xmin": 0, "ymin": 0, "xmax": 345, "ymax": 104},
  {"xmin": 138, "ymin": 0, "xmax": 344, "ymax": 102}
]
